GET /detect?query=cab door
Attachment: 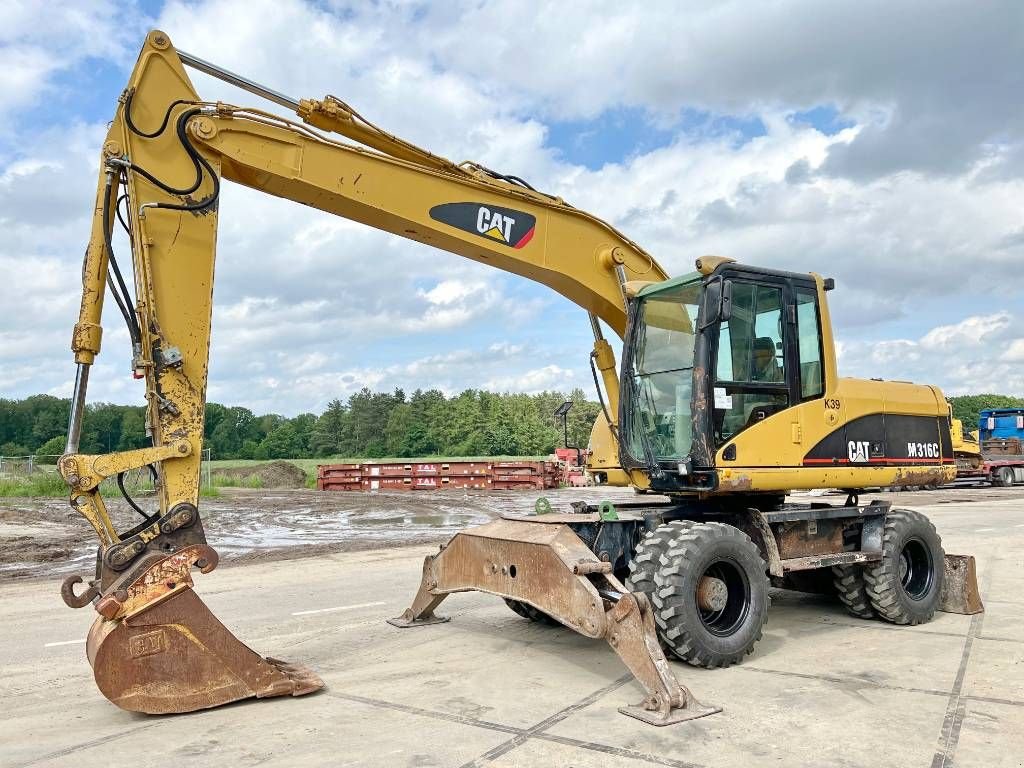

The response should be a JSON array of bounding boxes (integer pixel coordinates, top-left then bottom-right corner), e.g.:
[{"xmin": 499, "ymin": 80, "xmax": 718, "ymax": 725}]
[
  {"xmin": 709, "ymin": 274, "xmax": 824, "ymax": 467},
  {"xmin": 710, "ymin": 277, "xmax": 792, "ymax": 456}
]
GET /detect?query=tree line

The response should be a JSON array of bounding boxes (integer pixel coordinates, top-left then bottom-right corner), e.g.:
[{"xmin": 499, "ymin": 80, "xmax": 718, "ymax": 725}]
[
  {"xmin": 3, "ymin": 391, "xmax": 1019, "ymax": 462},
  {"xmin": 949, "ymin": 394, "xmax": 1024, "ymax": 433},
  {"xmin": 0, "ymin": 388, "xmax": 603, "ymax": 460}
]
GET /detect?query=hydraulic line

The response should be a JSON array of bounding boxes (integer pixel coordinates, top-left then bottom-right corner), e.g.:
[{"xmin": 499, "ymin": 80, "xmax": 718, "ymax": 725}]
[
  {"xmin": 101, "ymin": 172, "xmax": 142, "ymax": 346},
  {"xmin": 117, "ymin": 471, "xmax": 151, "ymax": 520},
  {"xmin": 123, "ymin": 90, "xmax": 196, "ymax": 138},
  {"xmin": 121, "ymin": 108, "xmax": 220, "ymax": 213}
]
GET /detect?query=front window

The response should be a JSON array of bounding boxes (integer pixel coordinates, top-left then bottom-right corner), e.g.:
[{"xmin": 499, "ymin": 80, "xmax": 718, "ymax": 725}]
[{"xmin": 625, "ymin": 280, "xmax": 701, "ymax": 461}]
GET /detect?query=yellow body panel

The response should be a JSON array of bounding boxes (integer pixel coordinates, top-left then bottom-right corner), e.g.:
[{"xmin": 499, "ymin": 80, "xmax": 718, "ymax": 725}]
[
  {"xmin": 586, "ymin": 412, "xmax": 630, "ymax": 486},
  {"xmin": 716, "ymin": 374, "xmax": 955, "ymax": 492}
]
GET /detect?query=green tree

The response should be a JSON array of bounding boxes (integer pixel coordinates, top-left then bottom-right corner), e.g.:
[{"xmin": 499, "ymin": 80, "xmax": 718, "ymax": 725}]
[
  {"xmin": 950, "ymin": 394, "xmax": 1024, "ymax": 431},
  {"xmin": 36, "ymin": 436, "xmax": 66, "ymax": 463},
  {"xmin": 259, "ymin": 422, "xmax": 303, "ymax": 458},
  {"xmin": 117, "ymin": 408, "xmax": 148, "ymax": 451}
]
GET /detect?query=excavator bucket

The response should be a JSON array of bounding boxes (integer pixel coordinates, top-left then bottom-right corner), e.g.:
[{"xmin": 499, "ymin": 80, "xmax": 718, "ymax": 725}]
[
  {"xmin": 73, "ymin": 546, "xmax": 323, "ymax": 714},
  {"xmin": 389, "ymin": 515, "xmax": 720, "ymax": 726},
  {"xmin": 939, "ymin": 554, "xmax": 984, "ymax": 615}
]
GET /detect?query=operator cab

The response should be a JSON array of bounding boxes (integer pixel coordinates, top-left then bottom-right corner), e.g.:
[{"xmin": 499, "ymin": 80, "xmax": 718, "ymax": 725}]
[{"xmin": 619, "ymin": 259, "xmax": 828, "ymax": 493}]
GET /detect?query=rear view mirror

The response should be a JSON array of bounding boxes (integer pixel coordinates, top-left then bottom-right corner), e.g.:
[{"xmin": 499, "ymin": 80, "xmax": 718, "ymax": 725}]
[{"xmin": 701, "ymin": 278, "xmax": 732, "ymax": 328}]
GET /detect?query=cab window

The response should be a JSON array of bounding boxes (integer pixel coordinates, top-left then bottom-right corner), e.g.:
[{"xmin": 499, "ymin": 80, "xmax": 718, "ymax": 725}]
[
  {"xmin": 796, "ymin": 288, "xmax": 824, "ymax": 399},
  {"xmin": 713, "ymin": 282, "xmax": 788, "ymax": 444}
]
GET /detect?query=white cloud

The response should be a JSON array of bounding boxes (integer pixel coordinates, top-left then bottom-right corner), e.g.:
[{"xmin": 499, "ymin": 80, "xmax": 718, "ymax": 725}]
[
  {"xmin": 919, "ymin": 313, "xmax": 1014, "ymax": 352},
  {"xmin": 837, "ymin": 311, "xmax": 1024, "ymax": 395},
  {"xmin": 0, "ymin": 1, "xmax": 150, "ymax": 129},
  {"xmin": 0, "ymin": 0, "xmax": 1021, "ymax": 417}
]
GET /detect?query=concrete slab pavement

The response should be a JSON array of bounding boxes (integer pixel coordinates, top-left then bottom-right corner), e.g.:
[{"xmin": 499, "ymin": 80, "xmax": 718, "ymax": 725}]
[{"xmin": 2, "ymin": 496, "xmax": 1022, "ymax": 767}]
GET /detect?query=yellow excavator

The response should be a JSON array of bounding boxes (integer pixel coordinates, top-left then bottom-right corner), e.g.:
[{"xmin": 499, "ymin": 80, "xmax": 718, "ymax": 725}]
[{"xmin": 59, "ymin": 31, "xmax": 982, "ymax": 725}]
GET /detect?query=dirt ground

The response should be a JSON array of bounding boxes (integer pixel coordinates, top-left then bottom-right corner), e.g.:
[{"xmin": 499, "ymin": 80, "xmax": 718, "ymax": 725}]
[{"xmin": 2, "ymin": 481, "xmax": 1021, "ymax": 581}]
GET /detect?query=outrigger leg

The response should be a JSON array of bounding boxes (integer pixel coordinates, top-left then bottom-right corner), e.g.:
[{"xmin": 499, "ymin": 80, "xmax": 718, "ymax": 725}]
[{"xmin": 388, "ymin": 517, "xmax": 720, "ymax": 726}]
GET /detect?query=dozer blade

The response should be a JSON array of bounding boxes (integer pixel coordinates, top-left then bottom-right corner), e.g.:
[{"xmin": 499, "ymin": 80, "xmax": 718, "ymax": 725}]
[
  {"xmin": 939, "ymin": 554, "xmax": 984, "ymax": 615},
  {"xmin": 389, "ymin": 517, "xmax": 720, "ymax": 725},
  {"xmin": 83, "ymin": 546, "xmax": 323, "ymax": 714}
]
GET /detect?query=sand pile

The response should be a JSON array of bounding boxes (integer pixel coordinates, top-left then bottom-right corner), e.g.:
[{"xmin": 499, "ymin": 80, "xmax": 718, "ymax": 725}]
[{"xmin": 213, "ymin": 461, "xmax": 308, "ymax": 488}]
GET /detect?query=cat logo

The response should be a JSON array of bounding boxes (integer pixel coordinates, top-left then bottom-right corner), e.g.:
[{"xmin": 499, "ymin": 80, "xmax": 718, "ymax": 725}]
[
  {"xmin": 847, "ymin": 440, "xmax": 870, "ymax": 464},
  {"xmin": 429, "ymin": 202, "xmax": 536, "ymax": 249},
  {"xmin": 476, "ymin": 206, "xmax": 516, "ymax": 243}
]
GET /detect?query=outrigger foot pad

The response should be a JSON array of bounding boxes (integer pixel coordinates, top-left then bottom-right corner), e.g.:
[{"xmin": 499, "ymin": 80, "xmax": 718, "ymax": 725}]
[
  {"xmin": 386, "ymin": 611, "xmax": 450, "ymax": 628},
  {"xmin": 620, "ymin": 701, "xmax": 722, "ymax": 726}
]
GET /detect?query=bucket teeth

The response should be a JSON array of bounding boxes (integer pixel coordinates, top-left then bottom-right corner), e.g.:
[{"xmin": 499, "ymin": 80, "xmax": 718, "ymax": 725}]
[{"xmin": 265, "ymin": 657, "xmax": 326, "ymax": 697}]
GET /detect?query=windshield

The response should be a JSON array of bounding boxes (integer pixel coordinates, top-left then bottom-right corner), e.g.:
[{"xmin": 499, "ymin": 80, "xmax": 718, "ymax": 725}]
[{"xmin": 625, "ymin": 279, "xmax": 701, "ymax": 462}]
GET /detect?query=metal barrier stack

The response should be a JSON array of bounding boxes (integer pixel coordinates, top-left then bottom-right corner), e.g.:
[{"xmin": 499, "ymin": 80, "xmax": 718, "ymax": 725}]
[{"xmin": 317, "ymin": 460, "xmax": 562, "ymax": 492}]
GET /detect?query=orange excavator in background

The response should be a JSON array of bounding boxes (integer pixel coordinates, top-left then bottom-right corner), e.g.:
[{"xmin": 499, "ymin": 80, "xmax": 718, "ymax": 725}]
[{"xmin": 58, "ymin": 31, "xmax": 981, "ymax": 725}]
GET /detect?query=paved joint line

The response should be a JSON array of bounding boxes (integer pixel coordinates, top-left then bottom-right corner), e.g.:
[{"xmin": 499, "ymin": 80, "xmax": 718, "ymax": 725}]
[
  {"xmin": 962, "ymin": 692, "xmax": 1024, "ymax": 708},
  {"xmin": 10, "ymin": 722, "xmax": 161, "ymax": 768},
  {"xmin": 332, "ymin": 680, "xmax": 696, "ymax": 768},
  {"xmin": 784, "ymin": 613, "xmax": 978, "ymax": 641},
  {"xmin": 742, "ymin": 665, "xmax": 953, "ymax": 698},
  {"xmin": 930, "ymin": 555, "xmax": 996, "ymax": 768},
  {"xmin": 534, "ymin": 732, "xmax": 708, "ymax": 768},
  {"xmin": 742, "ymin": 647, "xmax": 1024, "ymax": 711},
  {"xmin": 459, "ymin": 675, "xmax": 634, "ymax": 768},
  {"xmin": 325, "ymin": 690, "xmax": 522, "ymax": 736},
  {"xmin": 527, "ymin": 673, "xmax": 632, "ymax": 733}
]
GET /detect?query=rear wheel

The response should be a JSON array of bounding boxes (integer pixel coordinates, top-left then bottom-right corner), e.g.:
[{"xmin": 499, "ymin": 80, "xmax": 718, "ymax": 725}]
[
  {"xmin": 833, "ymin": 524, "xmax": 875, "ymax": 619},
  {"xmin": 626, "ymin": 521, "xmax": 695, "ymax": 600},
  {"xmin": 996, "ymin": 467, "xmax": 1015, "ymax": 487},
  {"xmin": 863, "ymin": 509, "xmax": 943, "ymax": 625},
  {"xmin": 504, "ymin": 598, "xmax": 559, "ymax": 626},
  {"xmin": 833, "ymin": 566, "xmax": 875, "ymax": 619},
  {"xmin": 653, "ymin": 522, "xmax": 769, "ymax": 668}
]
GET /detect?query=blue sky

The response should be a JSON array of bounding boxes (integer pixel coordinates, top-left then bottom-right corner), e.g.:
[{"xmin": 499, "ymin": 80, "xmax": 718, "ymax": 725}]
[{"xmin": 1, "ymin": 0, "xmax": 1022, "ymax": 415}]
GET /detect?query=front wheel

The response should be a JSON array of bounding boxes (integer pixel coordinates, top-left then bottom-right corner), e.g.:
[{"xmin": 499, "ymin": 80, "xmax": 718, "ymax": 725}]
[
  {"xmin": 504, "ymin": 599, "xmax": 559, "ymax": 626},
  {"xmin": 863, "ymin": 509, "xmax": 944, "ymax": 625},
  {"xmin": 653, "ymin": 522, "xmax": 769, "ymax": 668}
]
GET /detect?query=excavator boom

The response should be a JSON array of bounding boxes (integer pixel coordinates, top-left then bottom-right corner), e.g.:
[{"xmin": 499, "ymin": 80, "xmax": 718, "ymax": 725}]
[{"xmin": 58, "ymin": 30, "xmax": 700, "ymax": 721}]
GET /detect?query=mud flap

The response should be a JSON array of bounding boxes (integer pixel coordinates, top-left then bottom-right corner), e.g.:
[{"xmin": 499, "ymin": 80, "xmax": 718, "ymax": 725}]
[{"xmin": 939, "ymin": 554, "xmax": 984, "ymax": 615}]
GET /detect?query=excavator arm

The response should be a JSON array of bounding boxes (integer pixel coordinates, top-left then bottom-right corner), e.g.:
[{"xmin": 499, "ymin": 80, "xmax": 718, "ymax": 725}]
[{"xmin": 58, "ymin": 31, "xmax": 710, "ymax": 722}]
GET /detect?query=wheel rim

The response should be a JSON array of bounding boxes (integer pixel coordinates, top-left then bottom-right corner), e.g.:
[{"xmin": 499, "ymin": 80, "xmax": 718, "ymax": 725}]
[
  {"xmin": 696, "ymin": 559, "xmax": 750, "ymax": 636},
  {"xmin": 898, "ymin": 537, "xmax": 934, "ymax": 600}
]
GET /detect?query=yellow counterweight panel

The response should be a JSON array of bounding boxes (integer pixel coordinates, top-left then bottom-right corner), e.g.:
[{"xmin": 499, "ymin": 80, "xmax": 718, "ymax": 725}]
[{"xmin": 715, "ymin": 378, "xmax": 955, "ymax": 490}]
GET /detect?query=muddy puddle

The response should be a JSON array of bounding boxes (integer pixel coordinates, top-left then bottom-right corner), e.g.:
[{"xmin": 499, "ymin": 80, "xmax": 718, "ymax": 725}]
[
  {"xmin": 0, "ymin": 486, "xmax": 645, "ymax": 580},
  {"xmin": 3, "ymin": 484, "xmax": 1020, "ymax": 581}
]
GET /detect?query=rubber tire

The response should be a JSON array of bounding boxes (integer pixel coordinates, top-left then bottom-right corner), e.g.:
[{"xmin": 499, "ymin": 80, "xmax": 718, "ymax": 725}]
[
  {"xmin": 626, "ymin": 521, "xmax": 697, "ymax": 600},
  {"xmin": 833, "ymin": 566, "xmax": 875, "ymax": 619},
  {"xmin": 832, "ymin": 524, "xmax": 875, "ymax": 620},
  {"xmin": 996, "ymin": 467, "xmax": 1015, "ymax": 487},
  {"xmin": 504, "ymin": 598, "xmax": 559, "ymax": 626},
  {"xmin": 653, "ymin": 522, "xmax": 770, "ymax": 668},
  {"xmin": 863, "ymin": 509, "xmax": 944, "ymax": 625}
]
